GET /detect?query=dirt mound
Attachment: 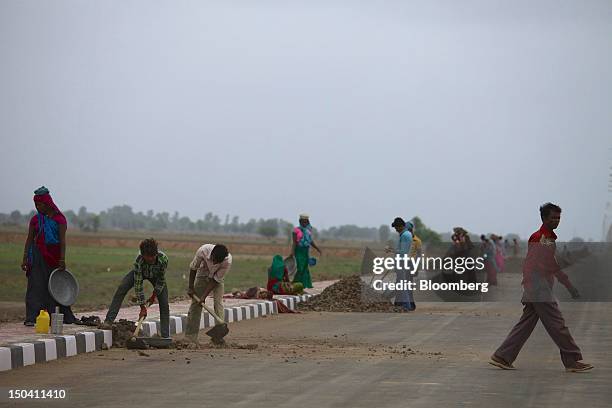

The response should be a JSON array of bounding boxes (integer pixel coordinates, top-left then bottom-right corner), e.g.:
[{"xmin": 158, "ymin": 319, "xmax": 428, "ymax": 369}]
[
  {"xmin": 79, "ymin": 315, "xmax": 101, "ymax": 326},
  {"xmin": 104, "ymin": 319, "xmax": 137, "ymax": 348},
  {"xmin": 298, "ymin": 275, "xmax": 407, "ymax": 313}
]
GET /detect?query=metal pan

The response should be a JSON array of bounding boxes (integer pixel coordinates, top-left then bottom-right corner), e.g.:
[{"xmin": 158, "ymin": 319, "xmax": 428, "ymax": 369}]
[{"xmin": 48, "ymin": 268, "xmax": 79, "ymax": 306}]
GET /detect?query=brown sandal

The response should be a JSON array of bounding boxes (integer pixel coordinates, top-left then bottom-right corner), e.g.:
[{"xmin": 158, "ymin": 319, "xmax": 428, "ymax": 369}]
[{"xmin": 565, "ymin": 362, "xmax": 593, "ymax": 373}]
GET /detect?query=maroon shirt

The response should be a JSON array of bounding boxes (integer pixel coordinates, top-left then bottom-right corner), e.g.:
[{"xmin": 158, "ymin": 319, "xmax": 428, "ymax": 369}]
[{"xmin": 522, "ymin": 224, "xmax": 572, "ymax": 292}]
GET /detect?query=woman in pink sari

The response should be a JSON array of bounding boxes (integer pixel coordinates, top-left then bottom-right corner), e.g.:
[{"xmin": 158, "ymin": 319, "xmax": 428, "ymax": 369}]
[
  {"xmin": 20, "ymin": 186, "xmax": 77, "ymax": 325},
  {"xmin": 491, "ymin": 234, "xmax": 505, "ymax": 274}
]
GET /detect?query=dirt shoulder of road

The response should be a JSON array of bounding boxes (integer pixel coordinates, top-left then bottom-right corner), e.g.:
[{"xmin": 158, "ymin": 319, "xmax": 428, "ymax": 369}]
[{"xmin": 1, "ymin": 312, "xmax": 448, "ymax": 385}]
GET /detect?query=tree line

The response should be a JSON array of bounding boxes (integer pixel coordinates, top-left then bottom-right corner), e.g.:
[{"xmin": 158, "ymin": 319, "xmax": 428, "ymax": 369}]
[{"xmin": 0, "ymin": 205, "xmax": 441, "ymax": 243}]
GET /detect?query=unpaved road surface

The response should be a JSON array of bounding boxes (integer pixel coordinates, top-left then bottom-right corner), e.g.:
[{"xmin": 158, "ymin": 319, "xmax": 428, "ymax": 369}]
[{"xmin": 1, "ymin": 302, "xmax": 611, "ymax": 408}]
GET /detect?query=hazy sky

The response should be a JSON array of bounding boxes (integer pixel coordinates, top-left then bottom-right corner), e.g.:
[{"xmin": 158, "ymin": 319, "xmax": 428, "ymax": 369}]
[{"xmin": 1, "ymin": 0, "xmax": 611, "ymax": 240}]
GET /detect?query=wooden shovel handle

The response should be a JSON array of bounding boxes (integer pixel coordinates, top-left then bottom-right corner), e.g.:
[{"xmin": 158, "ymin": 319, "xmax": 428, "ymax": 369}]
[
  {"xmin": 189, "ymin": 293, "xmax": 225, "ymax": 324},
  {"xmin": 132, "ymin": 298, "xmax": 154, "ymax": 338},
  {"xmin": 133, "ymin": 314, "xmax": 146, "ymax": 338}
]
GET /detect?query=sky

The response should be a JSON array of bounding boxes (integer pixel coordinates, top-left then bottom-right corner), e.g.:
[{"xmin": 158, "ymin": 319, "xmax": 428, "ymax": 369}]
[{"xmin": 1, "ymin": 0, "xmax": 611, "ymax": 240}]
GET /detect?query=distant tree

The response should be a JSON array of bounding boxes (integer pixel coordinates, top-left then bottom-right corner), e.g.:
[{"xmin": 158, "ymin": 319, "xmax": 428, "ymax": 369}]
[
  {"xmin": 92, "ymin": 215, "xmax": 100, "ymax": 233},
  {"xmin": 244, "ymin": 218, "xmax": 257, "ymax": 234},
  {"xmin": 64, "ymin": 210, "xmax": 79, "ymax": 225},
  {"xmin": 211, "ymin": 215, "xmax": 221, "ymax": 232},
  {"xmin": 230, "ymin": 216, "xmax": 239, "ymax": 233},
  {"xmin": 78, "ymin": 206, "xmax": 88, "ymax": 219},
  {"xmin": 9, "ymin": 210, "xmax": 21, "ymax": 224},
  {"xmin": 284, "ymin": 223, "xmax": 294, "ymax": 243},
  {"xmin": 378, "ymin": 224, "xmax": 390, "ymax": 243},
  {"xmin": 410, "ymin": 216, "xmax": 441, "ymax": 244},
  {"xmin": 320, "ymin": 224, "xmax": 377, "ymax": 241},
  {"xmin": 257, "ymin": 219, "xmax": 279, "ymax": 238}
]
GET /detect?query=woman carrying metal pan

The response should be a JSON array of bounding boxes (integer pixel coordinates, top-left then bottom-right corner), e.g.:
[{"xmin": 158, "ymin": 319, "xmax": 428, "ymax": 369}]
[{"xmin": 20, "ymin": 186, "xmax": 78, "ymax": 326}]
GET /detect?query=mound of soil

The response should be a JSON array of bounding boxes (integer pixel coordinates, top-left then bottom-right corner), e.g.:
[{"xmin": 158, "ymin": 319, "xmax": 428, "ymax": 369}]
[
  {"xmin": 79, "ymin": 315, "xmax": 101, "ymax": 326},
  {"xmin": 298, "ymin": 275, "xmax": 407, "ymax": 313},
  {"xmin": 104, "ymin": 319, "xmax": 137, "ymax": 348}
]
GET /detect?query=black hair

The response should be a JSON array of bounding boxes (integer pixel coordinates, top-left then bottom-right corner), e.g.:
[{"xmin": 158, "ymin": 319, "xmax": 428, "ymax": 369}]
[
  {"xmin": 140, "ymin": 238, "xmax": 159, "ymax": 257},
  {"xmin": 540, "ymin": 202, "xmax": 562, "ymax": 220},
  {"xmin": 391, "ymin": 217, "xmax": 406, "ymax": 228},
  {"xmin": 211, "ymin": 244, "xmax": 229, "ymax": 263}
]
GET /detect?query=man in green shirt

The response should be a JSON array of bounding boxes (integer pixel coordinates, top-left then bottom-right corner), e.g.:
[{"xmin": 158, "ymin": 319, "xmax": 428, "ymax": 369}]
[{"xmin": 103, "ymin": 238, "xmax": 170, "ymax": 338}]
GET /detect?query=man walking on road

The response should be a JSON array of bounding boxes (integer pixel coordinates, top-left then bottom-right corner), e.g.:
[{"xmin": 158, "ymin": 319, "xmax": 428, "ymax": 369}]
[
  {"xmin": 184, "ymin": 244, "xmax": 231, "ymax": 343},
  {"xmin": 490, "ymin": 203, "xmax": 593, "ymax": 372}
]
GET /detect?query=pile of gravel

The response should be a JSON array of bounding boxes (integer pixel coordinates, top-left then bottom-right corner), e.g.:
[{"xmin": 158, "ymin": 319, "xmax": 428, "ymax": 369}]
[{"xmin": 298, "ymin": 275, "xmax": 407, "ymax": 313}]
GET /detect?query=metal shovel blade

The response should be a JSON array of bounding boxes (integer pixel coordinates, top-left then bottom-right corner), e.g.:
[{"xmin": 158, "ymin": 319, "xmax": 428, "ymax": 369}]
[
  {"xmin": 142, "ymin": 337, "xmax": 174, "ymax": 348},
  {"xmin": 126, "ymin": 336, "xmax": 174, "ymax": 349},
  {"xmin": 206, "ymin": 323, "xmax": 229, "ymax": 341}
]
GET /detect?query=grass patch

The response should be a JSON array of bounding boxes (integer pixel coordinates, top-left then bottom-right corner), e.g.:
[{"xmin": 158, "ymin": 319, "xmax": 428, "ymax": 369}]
[{"xmin": 0, "ymin": 243, "xmax": 360, "ymax": 312}]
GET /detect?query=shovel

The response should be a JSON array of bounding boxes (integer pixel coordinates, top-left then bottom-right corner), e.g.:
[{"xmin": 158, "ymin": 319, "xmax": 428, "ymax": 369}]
[
  {"xmin": 126, "ymin": 314, "xmax": 148, "ymax": 349},
  {"xmin": 126, "ymin": 299, "xmax": 175, "ymax": 350},
  {"xmin": 189, "ymin": 293, "xmax": 229, "ymax": 343}
]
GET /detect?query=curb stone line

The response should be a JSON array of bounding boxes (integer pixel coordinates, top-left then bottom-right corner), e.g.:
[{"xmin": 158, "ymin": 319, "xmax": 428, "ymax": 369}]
[
  {"xmin": 0, "ymin": 330, "xmax": 112, "ymax": 372},
  {"xmin": 149, "ymin": 294, "xmax": 313, "ymax": 336},
  {"xmin": 0, "ymin": 293, "xmax": 314, "ymax": 372}
]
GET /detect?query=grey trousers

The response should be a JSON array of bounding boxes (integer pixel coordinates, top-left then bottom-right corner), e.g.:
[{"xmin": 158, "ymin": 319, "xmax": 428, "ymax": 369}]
[
  {"xmin": 104, "ymin": 270, "xmax": 170, "ymax": 338},
  {"xmin": 494, "ymin": 302, "xmax": 582, "ymax": 367}
]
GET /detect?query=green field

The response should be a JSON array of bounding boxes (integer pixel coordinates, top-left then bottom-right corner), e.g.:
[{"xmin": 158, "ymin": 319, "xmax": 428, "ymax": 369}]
[{"xmin": 0, "ymin": 243, "xmax": 360, "ymax": 314}]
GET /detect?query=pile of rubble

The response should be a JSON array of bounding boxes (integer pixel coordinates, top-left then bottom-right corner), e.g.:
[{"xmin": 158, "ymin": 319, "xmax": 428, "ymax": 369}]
[
  {"xmin": 103, "ymin": 319, "xmax": 137, "ymax": 348},
  {"xmin": 298, "ymin": 275, "xmax": 407, "ymax": 313}
]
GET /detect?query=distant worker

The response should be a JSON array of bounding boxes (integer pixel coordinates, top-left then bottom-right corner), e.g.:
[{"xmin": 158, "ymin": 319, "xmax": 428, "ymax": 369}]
[
  {"xmin": 512, "ymin": 238, "xmax": 520, "ymax": 257},
  {"xmin": 491, "ymin": 234, "xmax": 505, "ymax": 273},
  {"xmin": 407, "ymin": 221, "xmax": 422, "ymax": 258},
  {"xmin": 387, "ymin": 217, "xmax": 415, "ymax": 311},
  {"xmin": 480, "ymin": 235, "xmax": 498, "ymax": 286},
  {"xmin": 103, "ymin": 238, "xmax": 170, "ymax": 338},
  {"xmin": 490, "ymin": 203, "xmax": 592, "ymax": 372},
  {"xmin": 185, "ymin": 244, "xmax": 232, "ymax": 343},
  {"xmin": 292, "ymin": 214, "xmax": 322, "ymax": 289}
]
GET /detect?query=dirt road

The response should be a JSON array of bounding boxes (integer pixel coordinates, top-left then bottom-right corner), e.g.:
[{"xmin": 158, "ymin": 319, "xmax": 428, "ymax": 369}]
[{"xmin": 1, "ymin": 301, "xmax": 610, "ymax": 407}]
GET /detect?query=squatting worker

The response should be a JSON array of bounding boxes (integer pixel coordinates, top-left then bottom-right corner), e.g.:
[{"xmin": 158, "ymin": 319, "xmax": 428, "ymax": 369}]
[
  {"xmin": 185, "ymin": 244, "xmax": 231, "ymax": 343},
  {"xmin": 102, "ymin": 238, "xmax": 171, "ymax": 338},
  {"xmin": 386, "ymin": 217, "xmax": 415, "ymax": 311},
  {"xmin": 490, "ymin": 203, "xmax": 593, "ymax": 373}
]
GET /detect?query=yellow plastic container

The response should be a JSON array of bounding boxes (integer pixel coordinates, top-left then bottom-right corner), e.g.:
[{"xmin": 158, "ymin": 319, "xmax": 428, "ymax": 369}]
[{"xmin": 35, "ymin": 310, "xmax": 50, "ymax": 334}]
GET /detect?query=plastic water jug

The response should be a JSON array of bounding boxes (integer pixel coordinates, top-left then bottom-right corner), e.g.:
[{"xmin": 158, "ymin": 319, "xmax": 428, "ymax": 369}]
[{"xmin": 35, "ymin": 310, "xmax": 50, "ymax": 333}]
